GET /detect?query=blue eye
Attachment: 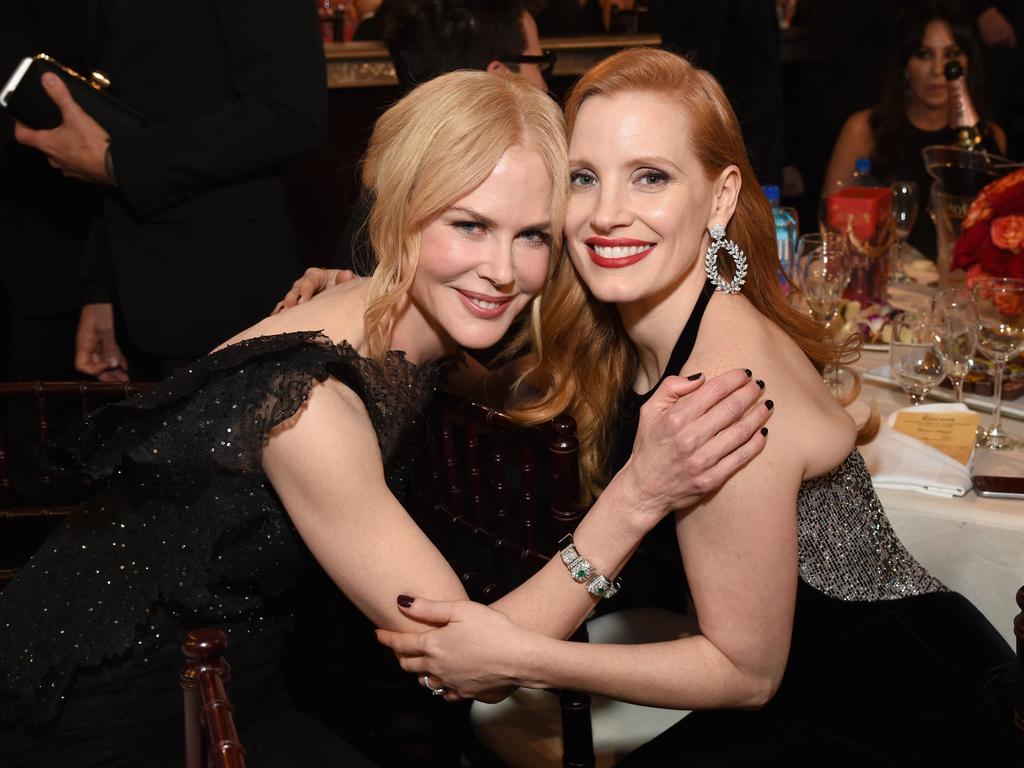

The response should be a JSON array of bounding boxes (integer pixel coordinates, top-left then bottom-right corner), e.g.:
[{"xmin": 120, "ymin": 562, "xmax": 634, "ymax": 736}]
[
  {"xmin": 570, "ymin": 169, "xmax": 597, "ymax": 188},
  {"xmin": 635, "ymin": 168, "xmax": 669, "ymax": 186},
  {"xmin": 453, "ymin": 220, "xmax": 485, "ymax": 235}
]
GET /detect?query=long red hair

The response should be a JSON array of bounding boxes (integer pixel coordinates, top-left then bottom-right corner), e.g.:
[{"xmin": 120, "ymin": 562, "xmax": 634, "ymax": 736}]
[{"xmin": 508, "ymin": 48, "xmax": 862, "ymax": 500}]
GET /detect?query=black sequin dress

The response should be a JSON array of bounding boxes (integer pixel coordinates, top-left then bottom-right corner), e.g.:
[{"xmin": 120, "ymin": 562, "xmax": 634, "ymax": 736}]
[
  {"xmin": 0, "ymin": 331, "xmax": 445, "ymax": 767},
  {"xmin": 606, "ymin": 284, "xmax": 1020, "ymax": 766}
]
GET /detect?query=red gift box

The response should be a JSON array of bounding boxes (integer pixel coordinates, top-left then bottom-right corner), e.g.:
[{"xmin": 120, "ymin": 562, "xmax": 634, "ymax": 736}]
[{"xmin": 827, "ymin": 187, "xmax": 892, "ymax": 242}]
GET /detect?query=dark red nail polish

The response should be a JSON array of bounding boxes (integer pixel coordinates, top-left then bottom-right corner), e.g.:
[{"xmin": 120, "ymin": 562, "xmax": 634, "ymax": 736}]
[
  {"xmin": 765, "ymin": 400, "xmax": 774, "ymax": 410},
  {"xmin": 744, "ymin": 369, "xmax": 752, "ymax": 377},
  {"xmin": 397, "ymin": 595, "xmax": 414, "ymax": 608},
  {"xmin": 755, "ymin": 379, "xmax": 765, "ymax": 390},
  {"xmin": 760, "ymin": 427, "xmax": 769, "ymax": 436},
  {"xmin": 687, "ymin": 372, "xmax": 702, "ymax": 381}
]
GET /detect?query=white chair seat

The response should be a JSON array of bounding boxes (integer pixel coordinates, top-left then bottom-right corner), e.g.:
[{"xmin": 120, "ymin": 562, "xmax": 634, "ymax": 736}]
[{"xmin": 471, "ymin": 607, "xmax": 697, "ymax": 767}]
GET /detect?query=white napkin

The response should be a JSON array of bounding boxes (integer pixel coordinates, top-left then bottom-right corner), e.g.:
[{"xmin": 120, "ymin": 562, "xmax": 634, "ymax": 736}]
[{"xmin": 860, "ymin": 403, "xmax": 974, "ymax": 497}]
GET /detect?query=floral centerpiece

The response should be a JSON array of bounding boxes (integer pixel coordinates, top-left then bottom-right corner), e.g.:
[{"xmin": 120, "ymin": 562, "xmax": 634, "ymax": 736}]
[{"xmin": 952, "ymin": 167, "xmax": 1024, "ymax": 284}]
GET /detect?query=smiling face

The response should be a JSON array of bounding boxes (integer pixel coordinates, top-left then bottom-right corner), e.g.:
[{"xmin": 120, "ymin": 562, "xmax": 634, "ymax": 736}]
[
  {"xmin": 565, "ymin": 91, "xmax": 736, "ymax": 309},
  {"xmin": 905, "ymin": 19, "xmax": 968, "ymax": 111},
  {"xmin": 408, "ymin": 145, "xmax": 554, "ymax": 351}
]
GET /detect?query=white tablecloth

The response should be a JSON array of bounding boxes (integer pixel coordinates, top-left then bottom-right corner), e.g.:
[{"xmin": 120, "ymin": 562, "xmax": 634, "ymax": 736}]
[{"xmin": 852, "ymin": 349, "xmax": 1024, "ymax": 646}]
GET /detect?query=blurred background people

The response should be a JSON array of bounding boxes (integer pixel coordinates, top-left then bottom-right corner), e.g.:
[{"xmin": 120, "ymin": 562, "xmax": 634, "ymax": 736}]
[
  {"xmin": 824, "ymin": 0, "xmax": 1006, "ymax": 258},
  {"xmin": 13, "ymin": 1, "xmax": 328, "ymax": 382}
]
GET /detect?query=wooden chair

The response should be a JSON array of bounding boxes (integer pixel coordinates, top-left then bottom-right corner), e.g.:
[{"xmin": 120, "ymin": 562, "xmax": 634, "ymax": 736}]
[
  {"xmin": 181, "ymin": 628, "xmax": 246, "ymax": 768},
  {"xmin": 409, "ymin": 389, "xmax": 595, "ymax": 768},
  {"xmin": 0, "ymin": 381, "xmax": 151, "ymax": 586}
]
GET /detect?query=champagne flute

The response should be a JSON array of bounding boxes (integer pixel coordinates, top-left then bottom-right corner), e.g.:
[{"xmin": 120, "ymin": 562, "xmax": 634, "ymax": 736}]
[
  {"xmin": 889, "ymin": 180, "xmax": 919, "ymax": 283},
  {"xmin": 796, "ymin": 233, "xmax": 854, "ymax": 394},
  {"xmin": 889, "ymin": 311, "xmax": 945, "ymax": 405},
  {"xmin": 796, "ymin": 233, "xmax": 850, "ymax": 326},
  {"xmin": 930, "ymin": 287, "xmax": 977, "ymax": 403},
  {"xmin": 972, "ymin": 277, "xmax": 1024, "ymax": 450}
]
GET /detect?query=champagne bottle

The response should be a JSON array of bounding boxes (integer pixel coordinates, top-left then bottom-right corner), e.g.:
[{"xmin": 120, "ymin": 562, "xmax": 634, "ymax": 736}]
[{"xmin": 943, "ymin": 60, "xmax": 999, "ymax": 153}]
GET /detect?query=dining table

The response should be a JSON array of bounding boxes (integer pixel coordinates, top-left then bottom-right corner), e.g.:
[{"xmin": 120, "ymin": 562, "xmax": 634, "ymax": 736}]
[{"xmin": 850, "ymin": 346, "xmax": 1024, "ymax": 647}]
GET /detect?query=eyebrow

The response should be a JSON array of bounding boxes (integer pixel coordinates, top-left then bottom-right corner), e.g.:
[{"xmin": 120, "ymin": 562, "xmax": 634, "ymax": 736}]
[{"xmin": 448, "ymin": 206, "xmax": 551, "ymax": 231}]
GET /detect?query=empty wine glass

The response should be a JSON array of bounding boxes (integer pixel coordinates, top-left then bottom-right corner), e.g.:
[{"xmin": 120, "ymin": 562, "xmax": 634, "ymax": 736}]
[
  {"xmin": 890, "ymin": 311, "xmax": 945, "ymax": 405},
  {"xmin": 972, "ymin": 277, "xmax": 1024, "ymax": 450},
  {"xmin": 889, "ymin": 180, "xmax": 919, "ymax": 283},
  {"xmin": 796, "ymin": 233, "xmax": 854, "ymax": 394},
  {"xmin": 931, "ymin": 287, "xmax": 977, "ymax": 403}
]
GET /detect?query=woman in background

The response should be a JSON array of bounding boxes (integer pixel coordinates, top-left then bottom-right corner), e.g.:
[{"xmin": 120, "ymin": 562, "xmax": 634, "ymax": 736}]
[{"xmin": 825, "ymin": 0, "xmax": 1007, "ymax": 258}]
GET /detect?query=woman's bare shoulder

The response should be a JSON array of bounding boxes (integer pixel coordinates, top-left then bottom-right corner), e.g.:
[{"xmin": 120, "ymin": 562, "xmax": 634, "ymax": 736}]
[
  {"xmin": 215, "ymin": 279, "xmax": 369, "ymax": 353},
  {"xmin": 689, "ymin": 299, "xmax": 856, "ymax": 477}
]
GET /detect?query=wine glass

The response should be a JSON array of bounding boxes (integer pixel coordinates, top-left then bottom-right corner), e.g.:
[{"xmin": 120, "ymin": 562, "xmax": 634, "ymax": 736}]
[
  {"xmin": 971, "ymin": 277, "xmax": 1024, "ymax": 450},
  {"xmin": 889, "ymin": 180, "xmax": 919, "ymax": 283},
  {"xmin": 796, "ymin": 233, "xmax": 854, "ymax": 394},
  {"xmin": 930, "ymin": 287, "xmax": 977, "ymax": 403},
  {"xmin": 889, "ymin": 311, "xmax": 945, "ymax": 405},
  {"xmin": 796, "ymin": 233, "xmax": 850, "ymax": 326}
]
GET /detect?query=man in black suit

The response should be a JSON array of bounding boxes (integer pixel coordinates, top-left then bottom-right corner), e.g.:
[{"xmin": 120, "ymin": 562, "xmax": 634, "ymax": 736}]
[
  {"xmin": 15, "ymin": 0, "xmax": 328, "ymax": 380},
  {"xmin": 0, "ymin": 1, "xmax": 98, "ymax": 383}
]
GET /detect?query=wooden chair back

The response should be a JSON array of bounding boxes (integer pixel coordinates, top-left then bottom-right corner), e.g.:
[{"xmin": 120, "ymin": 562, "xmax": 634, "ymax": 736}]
[
  {"xmin": 0, "ymin": 381, "xmax": 151, "ymax": 585},
  {"xmin": 182, "ymin": 628, "xmax": 246, "ymax": 768},
  {"xmin": 411, "ymin": 390, "xmax": 595, "ymax": 768}
]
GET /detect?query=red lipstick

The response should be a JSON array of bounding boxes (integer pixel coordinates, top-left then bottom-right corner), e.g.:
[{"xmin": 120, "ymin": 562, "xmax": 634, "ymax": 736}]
[{"xmin": 584, "ymin": 237, "xmax": 656, "ymax": 269}]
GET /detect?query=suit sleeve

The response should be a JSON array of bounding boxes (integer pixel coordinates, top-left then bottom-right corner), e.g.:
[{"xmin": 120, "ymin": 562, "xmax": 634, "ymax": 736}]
[{"xmin": 108, "ymin": 0, "xmax": 328, "ymax": 220}]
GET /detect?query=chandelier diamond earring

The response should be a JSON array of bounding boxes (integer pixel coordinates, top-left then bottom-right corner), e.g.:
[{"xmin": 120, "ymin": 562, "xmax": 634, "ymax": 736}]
[{"xmin": 704, "ymin": 223, "xmax": 747, "ymax": 294}]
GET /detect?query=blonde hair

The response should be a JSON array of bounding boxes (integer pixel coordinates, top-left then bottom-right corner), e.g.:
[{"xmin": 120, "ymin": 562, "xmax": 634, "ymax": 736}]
[
  {"xmin": 510, "ymin": 48, "xmax": 864, "ymax": 500},
  {"xmin": 360, "ymin": 70, "xmax": 568, "ymax": 360}
]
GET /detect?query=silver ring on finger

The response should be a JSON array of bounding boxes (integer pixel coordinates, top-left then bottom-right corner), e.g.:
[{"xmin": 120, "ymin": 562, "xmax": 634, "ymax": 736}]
[{"xmin": 422, "ymin": 673, "xmax": 447, "ymax": 696}]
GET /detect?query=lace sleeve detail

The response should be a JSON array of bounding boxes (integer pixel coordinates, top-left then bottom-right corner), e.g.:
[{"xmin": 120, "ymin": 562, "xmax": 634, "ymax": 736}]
[{"xmin": 58, "ymin": 331, "xmax": 343, "ymax": 480}]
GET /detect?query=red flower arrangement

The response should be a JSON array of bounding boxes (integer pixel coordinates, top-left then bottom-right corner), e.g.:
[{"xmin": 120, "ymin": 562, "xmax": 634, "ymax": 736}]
[{"xmin": 952, "ymin": 167, "xmax": 1024, "ymax": 282}]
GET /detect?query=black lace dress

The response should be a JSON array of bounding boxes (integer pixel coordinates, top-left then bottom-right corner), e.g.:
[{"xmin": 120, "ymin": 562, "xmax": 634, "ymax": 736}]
[
  {"xmin": 606, "ymin": 284, "xmax": 1020, "ymax": 766},
  {"xmin": 0, "ymin": 332, "xmax": 446, "ymax": 768}
]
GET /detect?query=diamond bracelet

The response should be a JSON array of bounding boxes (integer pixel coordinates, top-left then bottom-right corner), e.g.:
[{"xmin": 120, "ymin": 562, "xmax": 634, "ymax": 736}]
[{"xmin": 557, "ymin": 534, "xmax": 621, "ymax": 599}]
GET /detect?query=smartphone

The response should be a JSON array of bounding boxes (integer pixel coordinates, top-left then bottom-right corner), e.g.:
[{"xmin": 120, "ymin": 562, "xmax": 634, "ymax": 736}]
[
  {"xmin": 0, "ymin": 57, "xmax": 33, "ymax": 108},
  {"xmin": 971, "ymin": 475, "xmax": 1024, "ymax": 500}
]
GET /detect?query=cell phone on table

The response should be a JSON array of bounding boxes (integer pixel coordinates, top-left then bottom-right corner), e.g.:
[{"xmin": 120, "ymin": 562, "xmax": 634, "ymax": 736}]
[{"xmin": 971, "ymin": 475, "xmax": 1024, "ymax": 500}]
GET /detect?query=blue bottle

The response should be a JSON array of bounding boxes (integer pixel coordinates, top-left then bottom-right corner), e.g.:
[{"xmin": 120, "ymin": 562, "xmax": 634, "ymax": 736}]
[{"xmin": 763, "ymin": 184, "xmax": 798, "ymax": 293}]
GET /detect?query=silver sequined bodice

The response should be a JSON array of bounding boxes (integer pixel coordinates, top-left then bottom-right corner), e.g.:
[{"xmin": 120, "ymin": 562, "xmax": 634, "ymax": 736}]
[{"xmin": 796, "ymin": 449, "xmax": 944, "ymax": 600}]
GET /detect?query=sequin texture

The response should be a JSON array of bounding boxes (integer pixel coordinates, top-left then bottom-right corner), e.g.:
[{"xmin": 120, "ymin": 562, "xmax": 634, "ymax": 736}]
[{"xmin": 796, "ymin": 450, "xmax": 944, "ymax": 600}]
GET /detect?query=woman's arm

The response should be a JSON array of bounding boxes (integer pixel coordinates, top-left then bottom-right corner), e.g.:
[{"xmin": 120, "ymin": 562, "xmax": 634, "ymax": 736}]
[
  {"xmin": 823, "ymin": 109, "xmax": 874, "ymax": 193},
  {"xmin": 262, "ymin": 378, "xmax": 470, "ymax": 632},
  {"xmin": 378, "ymin": 428, "xmax": 800, "ymax": 709},
  {"xmin": 263, "ymin": 367, "xmax": 770, "ymax": 639},
  {"xmin": 488, "ymin": 368, "xmax": 772, "ymax": 641}
]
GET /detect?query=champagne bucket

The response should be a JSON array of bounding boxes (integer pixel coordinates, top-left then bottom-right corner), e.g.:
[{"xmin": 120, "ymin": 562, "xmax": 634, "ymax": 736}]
[{"xmin": 924, "ymin": 145, "xmax": 1011, "ymax": 285}]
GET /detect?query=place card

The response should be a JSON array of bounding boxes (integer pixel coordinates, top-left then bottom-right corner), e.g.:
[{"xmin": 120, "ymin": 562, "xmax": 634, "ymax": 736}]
[{"xmin": 892, "ymin": 410, "xmax": 980, "ymax": 466}]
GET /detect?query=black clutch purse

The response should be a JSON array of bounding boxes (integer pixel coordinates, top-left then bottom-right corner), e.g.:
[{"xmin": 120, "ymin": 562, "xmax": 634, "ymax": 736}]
[{"xmin": 0, "ymin": 53, "xmax": 145, "ymax": 138}]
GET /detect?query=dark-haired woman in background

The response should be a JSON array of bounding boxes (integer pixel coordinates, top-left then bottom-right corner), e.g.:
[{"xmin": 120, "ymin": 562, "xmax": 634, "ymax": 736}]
[{"xmin": 825, "ymin": 0, "xmax": 1006, "ymax": 259}]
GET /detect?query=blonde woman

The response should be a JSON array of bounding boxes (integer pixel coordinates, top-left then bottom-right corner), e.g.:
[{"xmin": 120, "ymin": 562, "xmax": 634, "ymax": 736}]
[
  {"xmin": 0, "ymin": 70, "xmax": 769, "ymax": 768},
  {"xmin": 377, "ymin": 50, "xmax": 1018, "ymax": 764}
]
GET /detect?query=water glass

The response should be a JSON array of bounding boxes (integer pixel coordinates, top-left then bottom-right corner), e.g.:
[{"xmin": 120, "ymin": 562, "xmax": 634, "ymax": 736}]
[{"xmin": 890, "ymin": 311, "xmax": 945, "ymax": 405}]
